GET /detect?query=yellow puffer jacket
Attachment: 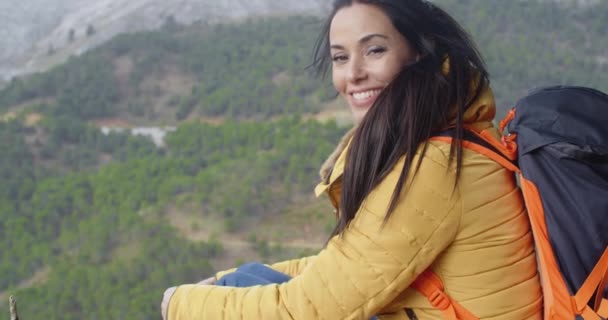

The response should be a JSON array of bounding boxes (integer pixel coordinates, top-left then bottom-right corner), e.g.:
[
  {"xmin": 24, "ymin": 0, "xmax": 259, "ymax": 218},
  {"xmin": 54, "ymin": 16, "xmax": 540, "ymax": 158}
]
[{"xmin": 167, "ymin": 88, "xmax": 543, "ymax": 319}]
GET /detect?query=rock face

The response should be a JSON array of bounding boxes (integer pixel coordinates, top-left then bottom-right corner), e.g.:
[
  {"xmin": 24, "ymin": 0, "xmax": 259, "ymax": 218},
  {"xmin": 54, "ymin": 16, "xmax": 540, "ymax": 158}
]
[{"xmin": 0, "ymin": 0, "xmax": 330, "ymax": 80}]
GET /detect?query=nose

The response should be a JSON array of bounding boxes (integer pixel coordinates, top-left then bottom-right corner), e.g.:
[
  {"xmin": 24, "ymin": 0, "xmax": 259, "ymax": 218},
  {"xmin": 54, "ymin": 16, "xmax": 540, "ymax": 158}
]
[{"xmin": 346, "ymin": 56, "xmax": 367, "ymax": 83}]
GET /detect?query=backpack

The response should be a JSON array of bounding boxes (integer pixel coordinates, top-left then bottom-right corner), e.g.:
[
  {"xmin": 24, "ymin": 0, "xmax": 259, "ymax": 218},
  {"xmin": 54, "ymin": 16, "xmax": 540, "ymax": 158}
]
[{"xmin": 413, "ymin": 86, "xmax": 608, "ymax": 320}]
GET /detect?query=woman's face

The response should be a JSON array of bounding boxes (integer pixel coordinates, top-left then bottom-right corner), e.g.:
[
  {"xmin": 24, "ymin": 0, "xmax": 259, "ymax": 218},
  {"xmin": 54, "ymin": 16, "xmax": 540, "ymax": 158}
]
[{"xmin": 329, "ymin": 3, "xmax": 416, "ymax": 123}]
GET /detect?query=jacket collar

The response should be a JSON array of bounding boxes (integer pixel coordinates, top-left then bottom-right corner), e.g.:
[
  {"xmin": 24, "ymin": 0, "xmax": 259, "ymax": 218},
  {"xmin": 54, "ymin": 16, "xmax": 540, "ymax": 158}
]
[{"xmin": 314, "ymin": 126, "xmax": 355, "ymax": 197}]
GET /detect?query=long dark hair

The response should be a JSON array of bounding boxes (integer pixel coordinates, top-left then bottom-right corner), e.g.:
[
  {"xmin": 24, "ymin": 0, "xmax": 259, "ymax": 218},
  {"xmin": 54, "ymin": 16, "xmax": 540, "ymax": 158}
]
[{"xmin": 313, "ymin": 0, "xmax": 490, "ymax": 237}]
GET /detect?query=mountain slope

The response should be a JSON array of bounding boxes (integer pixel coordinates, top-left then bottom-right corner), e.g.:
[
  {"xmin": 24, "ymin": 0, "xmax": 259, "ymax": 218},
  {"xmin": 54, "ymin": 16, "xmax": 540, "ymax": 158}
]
[{"xmin": 0, "ymin": 0, "xmax": 330, "ymax": 79}]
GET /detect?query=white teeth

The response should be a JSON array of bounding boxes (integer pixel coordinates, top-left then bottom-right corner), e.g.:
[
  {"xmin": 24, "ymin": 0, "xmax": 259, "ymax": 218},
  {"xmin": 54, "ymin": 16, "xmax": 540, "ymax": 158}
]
[{"xmin": 352, "ymin": 90, "xmax": 380, "ymax": 100}]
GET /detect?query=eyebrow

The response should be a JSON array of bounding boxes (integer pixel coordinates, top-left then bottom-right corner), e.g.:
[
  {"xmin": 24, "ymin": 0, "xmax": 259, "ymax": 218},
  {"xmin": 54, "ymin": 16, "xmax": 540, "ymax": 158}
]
[{"xmin": 330, "ymin": 33, "xmax": 389, "ymax": 50}]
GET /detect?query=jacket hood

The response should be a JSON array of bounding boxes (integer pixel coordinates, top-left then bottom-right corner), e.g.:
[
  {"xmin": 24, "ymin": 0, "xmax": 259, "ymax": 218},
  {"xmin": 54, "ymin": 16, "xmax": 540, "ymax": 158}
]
[{"xmin": 458, "ymin": 84, "xmax": 496, "ymax": 132}]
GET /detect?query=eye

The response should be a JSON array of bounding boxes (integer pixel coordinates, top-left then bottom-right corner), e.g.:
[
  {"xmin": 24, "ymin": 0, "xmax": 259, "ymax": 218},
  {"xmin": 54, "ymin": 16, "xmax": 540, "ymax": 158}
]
[
  {"xmin": 367, "ymin": 46, "xmax": 387, "ymax": 56},
  {"xmin": 331, "ymin": 53, "xmax": 348, "ymax": 64}
]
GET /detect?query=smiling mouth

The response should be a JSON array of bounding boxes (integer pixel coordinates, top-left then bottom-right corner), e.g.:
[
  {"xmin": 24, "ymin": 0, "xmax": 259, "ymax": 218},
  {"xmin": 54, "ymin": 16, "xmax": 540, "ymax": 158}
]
[{"xmin": 351, "ymin": 89, "xmax": 382, "ymax": 101}]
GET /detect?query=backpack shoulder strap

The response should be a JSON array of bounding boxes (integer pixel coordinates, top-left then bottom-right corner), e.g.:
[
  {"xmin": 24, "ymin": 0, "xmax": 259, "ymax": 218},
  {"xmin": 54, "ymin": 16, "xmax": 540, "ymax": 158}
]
[
  {"xmin": 411, "ymin": 270, "xmax": 479, "ymax": 320},
  {"xmin": 412, "ymin": 128, "xmax": 519, "ymax": 319},
  {"xmin": 430, "ymin": 128, "xmax": 520, "ymax": 173}
]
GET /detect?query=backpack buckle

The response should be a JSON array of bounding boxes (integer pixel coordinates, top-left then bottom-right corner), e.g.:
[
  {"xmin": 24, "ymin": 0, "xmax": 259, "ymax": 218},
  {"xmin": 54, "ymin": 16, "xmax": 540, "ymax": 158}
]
[{"xmin": 429, "ymin": 291, "xmax": 451, "ymax": 310}]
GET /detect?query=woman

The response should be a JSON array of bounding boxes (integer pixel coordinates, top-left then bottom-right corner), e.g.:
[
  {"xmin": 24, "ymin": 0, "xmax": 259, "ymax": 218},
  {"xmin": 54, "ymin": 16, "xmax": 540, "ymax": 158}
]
[{"xmin": 161, "ymin": 0, "xmax": 543, "ymax": 319}]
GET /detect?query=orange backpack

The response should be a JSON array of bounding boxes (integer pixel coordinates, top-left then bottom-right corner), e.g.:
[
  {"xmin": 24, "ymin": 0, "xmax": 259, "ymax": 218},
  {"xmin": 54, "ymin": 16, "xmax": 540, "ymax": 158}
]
[{"xmin": 414, "ymin": 86, "xmax": 608, "ymax": 319}]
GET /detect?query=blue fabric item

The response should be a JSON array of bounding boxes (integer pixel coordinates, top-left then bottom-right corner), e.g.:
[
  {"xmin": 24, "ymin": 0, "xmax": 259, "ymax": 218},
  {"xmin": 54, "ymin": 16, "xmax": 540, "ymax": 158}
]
[
  {"xmin": 216, "ymin": 262, "xmax": 291, "ymax": 286},
  {"xmin": 216, "ymin": 262, "xmax": 380, "ymax": 320}
]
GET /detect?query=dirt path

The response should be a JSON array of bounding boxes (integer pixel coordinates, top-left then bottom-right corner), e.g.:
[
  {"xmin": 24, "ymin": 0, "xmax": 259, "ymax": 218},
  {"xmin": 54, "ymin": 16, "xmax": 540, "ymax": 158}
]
[{"xmin": 0, "ymin": 267, "xmax": 50, "ymax": 307}]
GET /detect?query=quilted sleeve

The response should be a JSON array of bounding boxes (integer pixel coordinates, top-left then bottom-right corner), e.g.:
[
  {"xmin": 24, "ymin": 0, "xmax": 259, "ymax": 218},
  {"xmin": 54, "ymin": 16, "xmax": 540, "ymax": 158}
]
[
  {"xmin": 168, "ymin": 147, "xmax": 462, "ymax": 320},
  {"xmin": 214, "ymin": 256, "xmax": 317, "ymax": 280},
  {"xmin": 268, "ymin": 255, "xmax": 317, "ymax": 277}
]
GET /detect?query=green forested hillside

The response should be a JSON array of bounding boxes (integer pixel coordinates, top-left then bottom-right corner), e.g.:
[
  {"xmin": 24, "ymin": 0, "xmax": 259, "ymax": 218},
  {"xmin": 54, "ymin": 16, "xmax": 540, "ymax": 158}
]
[
  {"xmin": 0, "ymin": 16, "xmax": 332, "ymax": 123},
  {"xmin": 0, "ymin": 1, "xmax": 606, "ymax": 319},
  {"xmin": 437, "ymin": 0, "xmax": 608, "ymax": 109},
  {"xmin": 0, "ymin": 117, "xmax": 344, "ymax": 319}
]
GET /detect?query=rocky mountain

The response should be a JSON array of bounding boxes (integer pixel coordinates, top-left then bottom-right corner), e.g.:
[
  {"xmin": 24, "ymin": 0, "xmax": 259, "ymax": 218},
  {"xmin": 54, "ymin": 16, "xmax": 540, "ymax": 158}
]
[{"xmin": 0, "ymin": 0, "xmax": 329, "ymax": 80}]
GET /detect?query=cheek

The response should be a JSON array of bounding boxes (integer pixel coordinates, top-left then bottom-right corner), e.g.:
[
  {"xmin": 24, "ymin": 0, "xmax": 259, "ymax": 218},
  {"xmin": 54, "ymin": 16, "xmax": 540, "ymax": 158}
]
[
  {"xmin": 331, "ymin": 71, "xmax": 344, "ymax": 94},
  {"xmin": 383, "ymin": 69, "xmax": 401, "ymax": 84},
  {"xmin": 380, "ymin": 59, "xmax": 405, "ymax": 82},
  {"xmin": 386, "ymin": 59, "xmax": 407, "ymax": 81}
]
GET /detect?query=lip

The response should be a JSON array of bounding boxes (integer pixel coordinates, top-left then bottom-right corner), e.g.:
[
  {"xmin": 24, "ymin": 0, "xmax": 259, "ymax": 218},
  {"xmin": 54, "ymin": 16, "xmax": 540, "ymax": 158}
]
[{"xmin": 347, "ymin": 88, "xmax": 383, "ymax": 109}]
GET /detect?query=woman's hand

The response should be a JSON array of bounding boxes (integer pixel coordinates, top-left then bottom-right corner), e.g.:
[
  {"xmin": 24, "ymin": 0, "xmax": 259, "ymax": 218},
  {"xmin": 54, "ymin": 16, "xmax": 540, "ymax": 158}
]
[{"xmin": 161, "ymin": 286, "xmax": 177, "ymax": 320}]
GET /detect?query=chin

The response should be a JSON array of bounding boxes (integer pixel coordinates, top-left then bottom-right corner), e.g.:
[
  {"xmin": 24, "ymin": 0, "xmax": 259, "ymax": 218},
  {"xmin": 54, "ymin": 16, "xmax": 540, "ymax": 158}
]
[{"xmin": 351, "ymin": 107, "xmax": 371, "ymax": 124}]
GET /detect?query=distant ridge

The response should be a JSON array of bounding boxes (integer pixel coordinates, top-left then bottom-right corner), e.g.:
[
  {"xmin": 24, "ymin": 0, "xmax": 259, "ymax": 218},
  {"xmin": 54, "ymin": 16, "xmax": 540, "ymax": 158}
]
[{"xmin": 0, "ymin": 0, "xmax": 330, "ymax": 80}]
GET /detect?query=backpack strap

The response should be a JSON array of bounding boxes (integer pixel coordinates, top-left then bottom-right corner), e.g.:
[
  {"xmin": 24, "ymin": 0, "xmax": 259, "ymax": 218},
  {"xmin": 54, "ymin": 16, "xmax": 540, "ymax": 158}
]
[
  {"xmin": 428, "ymin": 122, "xmax": 608, "ymax": 320},
  {"xmin": 597, "ymin": 299, "xmax": 608, "ymax": 318},
  {"xmin": 573, "ymin": 246, "xmax": 608, "ymax": 317},
  {"xmin": 594, "ymin": 251, "xmax": 608, "ymax": 313},
  {"xmin": 579, "ymin": 308, "xmax": 604, "ymax": 320},
  {"xmin": 430, "ymin": 128, "xmax": 519, "ymax": 172},
  {"xmin": 411, "ymin": 270, "xmax": 479, "ymax": 320},
  {"xmin": 410, "ymin": 128, "xmax": 517, "ymax": 320}
]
